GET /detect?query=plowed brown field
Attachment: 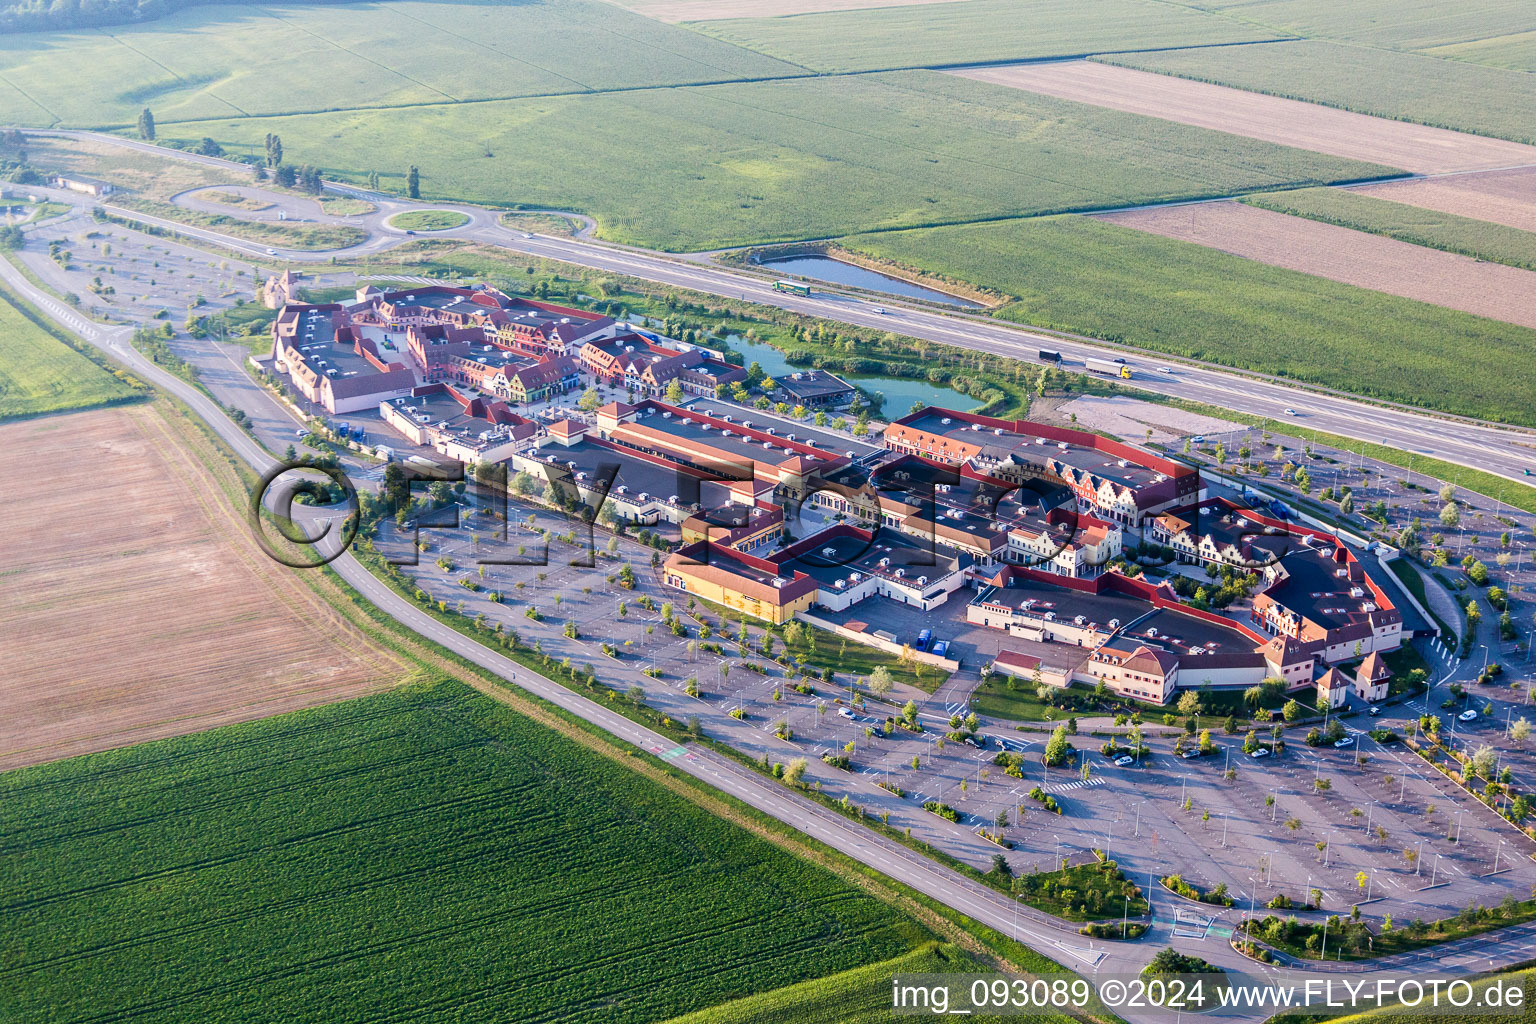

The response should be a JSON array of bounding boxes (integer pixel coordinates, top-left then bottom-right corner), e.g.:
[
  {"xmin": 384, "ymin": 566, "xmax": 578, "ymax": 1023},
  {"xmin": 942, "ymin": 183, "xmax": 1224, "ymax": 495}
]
[
  {"xmin": 1095, "ymin": 202, "xmax": 1536, "ymax": 329},
  {"xmin": 1352, "ymin": 167, "xmax": 1536, "ymax": 233},
  {"xmin": 0, "ymin": 403, "xmax": 401, "ymax": 770},
  {"xmin": 951, "ymin": 60, "xmax": 1536, "ymax": 175}
]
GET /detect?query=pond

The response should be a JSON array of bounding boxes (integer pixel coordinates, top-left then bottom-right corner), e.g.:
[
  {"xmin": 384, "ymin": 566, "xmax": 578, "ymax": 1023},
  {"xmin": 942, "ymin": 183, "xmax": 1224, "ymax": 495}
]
[
  {"xmin": 729, "ymin": 334, "xmax": 980, "ymax": 416},
  {"xmin": 761, "ymin": 255, "xmax": 985, "ymax": 308}
]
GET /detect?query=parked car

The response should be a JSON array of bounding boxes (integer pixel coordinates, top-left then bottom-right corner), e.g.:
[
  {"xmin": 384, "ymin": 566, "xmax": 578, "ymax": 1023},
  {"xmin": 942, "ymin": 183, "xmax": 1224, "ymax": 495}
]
[
  {"xmin": 1368, "ymin": 706, "xmax": 1382, "ymax": 716},
  {"xmin": 914, "ymin": 628, "xmax": 932, "ymax": 652},
  {"xmin": 1114, "ymin": 755, "xmax": 1134, "ymax": 766},
  {"xmin": 931, "ymin": 640, "xmax": 949, "ymax": 658},
  {"xmin": 964, "ymin": 736, "xmax": 982, "ymax": 749},
  {"xmin": 1180, "ymin": 749, "xmax": 1201, "ymax": 760},
  {"xmin": 1333, "ymin": 735, "xmax": 1356, "ymax": 748},
  {"xmin": 1459, "ymin": 709, "xmax": 1479, "ymax": 722},
  {"xmin": 1250, "ymin": 748, "xmax": 1270, "ymax": 759},
  {"xmin": 837, "ymin": 707, "xmax": 854, "ymax": 720}
]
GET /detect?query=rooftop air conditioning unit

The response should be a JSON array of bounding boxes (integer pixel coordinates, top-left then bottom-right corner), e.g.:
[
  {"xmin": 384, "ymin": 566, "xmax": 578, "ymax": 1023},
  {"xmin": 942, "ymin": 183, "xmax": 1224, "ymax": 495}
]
[
  {"xmin": 616, "ymin": 485, "xmax": 627, "ymax": 494},
  {"xmin": 1043, "ymin": 611, "xmax": 1055, "ymax": 621},
  {"xmin": 576, "ymin": 472, "xmax": 586, "ymax": 481},
  {"xmin": 668, "ymin": 494, "xmax": 678, "ymax": 503},
  {"xmin": 848, "ymin": 572, "xmax": 862, "ymax": 583},
  {"xmin": 1190, "ymin": 646, "xmax": 1206, "ymax": 656},
  {"xmin": 771, "ymin": 578, "xmax": 785, "ymax": 589},
  {"xmin": 1147, "ymin": 627, "xmax": 1159, "ymax": 637},
  {"xmin": 941, "ymin": 417, "xmax": 952, "ymax": 425},
  {"xmin": 894, "ymin": 568, "xmax": 905, "ymax": 578},
  {"xmin": 879, "ymin": 557, "xmax": 891, "ymax": 567},
  {"xmin": 834, "ymin": 578, "xmax": 847, "ymax": 589},
  {"xmin": 971, "ymin": 424, "xmax": 981, "ymax": 431},
  {"xmin": 662, "ymin": 411, "xmax": 672, "ymax": 418},
  {"xmin": 722, "ymin": 429, "xmax": 732, "ymax": 437},
  {"xmin": 1073, "ymin": 615, "xmax": 1086, "ymax": 625},
  {"xmin": 994, "ymin": 428, "xmax": 1003, "ymax": 435},
  {"xmin": 822, "ymin": 547, "xmax": 837, "ymax": 557},
  {"xmin": 767, "ymin": 427, "xmax": 775, "ymax": 435},
  {"xmin": 916, "ymin": 576, "xmax": 927, "ymax": 586},
  {"xmin": 763, "ymin": 441, "xmax": 773, "ymax": 449},
  {"xmin": 1058, "ymin": 442, "xmax": 1068, "ymax": 450},
  {"xmin": 638, "ymin": 492, "xmax": 649, "ymax": 501},
  {"xmin": 1108, "ymin": 619, "xmax": 1120, "ymax": 629}
]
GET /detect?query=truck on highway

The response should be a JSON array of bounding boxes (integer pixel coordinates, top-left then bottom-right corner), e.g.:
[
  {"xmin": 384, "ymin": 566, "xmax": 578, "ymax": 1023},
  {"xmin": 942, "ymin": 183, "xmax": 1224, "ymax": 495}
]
[
  {"xmin": 1085, "ymin": 357, "xmax": 1132, "ymax": 379},
  {"xmin": 773, "ymin": 279, "xmax": 812, "ymax": 297},
  {"xmin": 1038, "ymin": 349, "xmax": 1062, "ymax": 363}
]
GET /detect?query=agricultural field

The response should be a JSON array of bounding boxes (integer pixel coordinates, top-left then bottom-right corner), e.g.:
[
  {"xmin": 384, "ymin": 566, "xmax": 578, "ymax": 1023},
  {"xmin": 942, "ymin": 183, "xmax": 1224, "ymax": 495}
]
[
  {"xmin": 622, "ymin": 0, "xmax": 973, "ymax": 21},
  {"xmin": 0, "ymin": 286, "xmax": 138, "ymax": 421},
  {"xmin": 690, "ymin": 0, "xmax": 1277, "ymax": 73},
  {"xmin": 0, "ymin": 0, "xmax": 803, "ymax": 128},
  {"xmin": 179, "ymin": 70, "xmax": 1395, "ymax": 251},
  {"xmin": 948, "ymin": 59, "xmax": 1536, "ymax": 174},
  {"xmin": 1351, "ymin": 167, "xmax": 1536, "ymax": 234},
  {"xmin": 1185, "ymin": 0, "xmax": 1536, "ymax": 62},
  {"xmin": 0, "ymin": 402, "xmax": 402, "ymax": 770},
  {"xmin": 661, "ymin": 945, "xmax": 1019, "ymax": 1024},
  {"xmin": 1096, "ymin": 201, "xmax": 1536, "ymax": 329},
  {"xmin": 839, "ymin": 214, "xmax": 1536, "ymax": 427},
  {"xmin": 0, "ymin": 680, "xmax": 932, "ymax": 1022},
  {"xmin": 1243, "ymin": 187, "xmax": 1536, "ymax": 271},
  {"xmin": 1095, "ymin": 41, "xmax": 1536, "ymax": 144}
]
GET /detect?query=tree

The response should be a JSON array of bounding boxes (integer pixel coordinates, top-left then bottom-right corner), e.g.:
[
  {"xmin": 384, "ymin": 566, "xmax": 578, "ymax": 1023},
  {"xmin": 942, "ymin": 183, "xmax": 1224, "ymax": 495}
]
[
  {"xmin": 1176, "ymin": 690, "xmax": 1202, "ymax": 718},
  {"xmin": 1512, "ymin": 718, "xmax": 1531, "ymax": 744},
  {"xmin": 1339, "ymin": 492, "xmax": 1354, "ymax": 516},
  {"xmin": 577, "ymin": 387, "xmax": 601, "ymax": 413},
  {"xmin": 664, "ymin": 379, "xmax": 685, "ymax": 404},
  {"xmin": 784, "ymin": 759, "xmax": 806, "ymax": 785},
  {"xmin": 1470, "ymin": 744, "xmax": 1498, "ymax": 780},
  {"xmin": 901, "ymin": 700, "xmax": 918, "ymax": 726},
  {"xmin": 1440, "ymin": 502, "xmax": 1461, "ymax": 529},
  {"xmin": 406, "ymin": 165, "xmax": 421, "ymax": 199},
  {"xmin": 1044, "ymin": 723, "xmax": 1070, "ymax": 766},
  {"xmin": 264, "ymin": 132, "xmax": 283, "ymax": 167},
  {"xmin": 137, "ymin": 108, "xmax": 155, "ymax": 140},
  {"xmin": 0, "ymin": 225, "xmax": 24, "ymax": 252},
  {"xmin": 1282, "ymin": 699, "xmax": 1303, "ymax": 723}
]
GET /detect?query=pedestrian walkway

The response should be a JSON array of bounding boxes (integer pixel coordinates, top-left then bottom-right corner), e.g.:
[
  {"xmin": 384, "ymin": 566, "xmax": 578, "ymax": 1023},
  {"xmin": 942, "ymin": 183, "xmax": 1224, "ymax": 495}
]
[{"xmin": 1044, "ymin": 776, "xmax": 1106, "ymax": 794}]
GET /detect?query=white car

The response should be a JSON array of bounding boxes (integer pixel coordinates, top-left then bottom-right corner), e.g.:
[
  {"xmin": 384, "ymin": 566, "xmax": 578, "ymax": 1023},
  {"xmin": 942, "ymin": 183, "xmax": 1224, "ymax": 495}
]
[
  {"xmin": 1284, "ymin": 408, "xmax": 1299, "ymax": 416},
  {"xmin": 1333, "ymin": 735, "xmax": 1355, "ymax": 748},
  {"xmin": 1250, "ymin": 748, "xmax": 1270, "ymax": 759},
  {"xmin": 1158, "ymin": 366, "xmax": 1172, "ymax": 374},
  {"xmin": 265, "ymin": 248, "xmax": 278, "ymax": 256},
  {"xmin": 1459, "ymin": 709, "xmax": 1479, "ymax": 722},
  {"xmin": 1114, "ymin": 755, "xmax": 1134, "ymax": 766},
  {"xmin": 873, "ymin": 307, "xmax": 886, "ymax": 315},
  {"xmin": 1180, "ymin": 749, "xmax": 1201, "ymax": 760},
  {"xmin": 1368, "ymin": 706, "xmax": 1382, "ymax": 717},
  {"xmin": 837, "ymin": 707, "xmax": 855, "ymax": 720}
]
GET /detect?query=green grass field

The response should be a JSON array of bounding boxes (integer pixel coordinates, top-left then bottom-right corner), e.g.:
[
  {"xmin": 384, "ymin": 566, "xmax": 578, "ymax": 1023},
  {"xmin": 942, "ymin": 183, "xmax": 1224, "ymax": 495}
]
[
  {"xmin": 1242, "ymin": 188, "xmax": 1536, "ymax": 271},
  {"xmin": 0, "ymin": 286, "xmax": 138, "ymax": 421},
  {"xmin": 1095, "ymin": 41, "xmax": 1536, "ymax": 144},
  {"xmin": 691, "ymin": 0, "xmax": 1278, "ymax": 73},
  {"xmin": 840, "ymin": 214, "xmax": 1536, "ymax": 427},
  {"xmin": 0, "ymin": 0, "xmax": 803, "ymax": 128},
  {"xmin": 0, "ymin": 679, "xmax": 934, "ymax": 1023},
  {"xmin": 176, "ymin": 70, "xmax": 1394, "ymax": 250},
  {"xmin": 658, "ymin": 944, "xmax": 1057, "ymax": 1024},
  {"xmin": 389, "ymin": 209, "xmax": 471, "ymax": 231},
  {"xmin": 1185, "ymin": 0, "xmax": 1536, "ymax": 60}
]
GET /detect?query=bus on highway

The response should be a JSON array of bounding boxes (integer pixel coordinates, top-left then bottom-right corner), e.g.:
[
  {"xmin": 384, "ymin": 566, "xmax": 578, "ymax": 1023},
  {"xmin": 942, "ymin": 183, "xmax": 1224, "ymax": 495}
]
[{"xmin": 773, "ymin": 279, "xmax": 812, "ymax": 297}]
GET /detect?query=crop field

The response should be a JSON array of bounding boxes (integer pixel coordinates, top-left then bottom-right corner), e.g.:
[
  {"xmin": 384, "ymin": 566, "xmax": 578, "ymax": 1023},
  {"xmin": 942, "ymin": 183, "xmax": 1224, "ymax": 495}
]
[
  {"xmin": 0, "ymin": 288, "xmax": 137, "ymax": 422},
  {"xmin": 948, "ymin": 59, "xmax": 1536, "ymax": 174},
  {"xmin": 0, "ymin": 680, "xmax": 930, "ymax": 1023},
  {"xmin": 0, "ymin": 402, "xmax": 402, "ymax": 770},
  {"xmin": 0, "ymin": 0, "xmax": 803, "ymax": 128},
  {"xmin": 619, "ymin": 0, "xmax": 973, "ymax": 21},
  {"xmin": 839, "ymin": 214, "xmax": 1536, "ymax": 427},
  {"xmin": 180, "ymin": 70, "xmax": 1394, "ymax": 251},
  {"xmin": 1187, "ymin": 0, "xmax": 1536, "ymax": 61},
  {"xmin": 661, "ymin": 944, "xmax": 1032, "ymax": 1024},
  {"xmin": 1351, "ymin": 167, "xmax": 1536, "ymax": 235},
  {"xmin": 1243, "ymin": 187, "xmax": 1536, "ymax": 271},
  {"xmin": 1095, "ymin": 41, "xmax": 1536, "ymax": 144},
  {"xmin": 1096, "ymin": 201, "xmax": 1536, "ymax": 329},
  {"xmin": 691, "ymin": 0, "xmax": 1277, "ymax": 73}
]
